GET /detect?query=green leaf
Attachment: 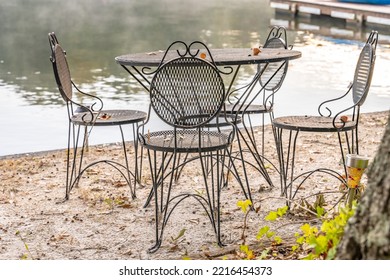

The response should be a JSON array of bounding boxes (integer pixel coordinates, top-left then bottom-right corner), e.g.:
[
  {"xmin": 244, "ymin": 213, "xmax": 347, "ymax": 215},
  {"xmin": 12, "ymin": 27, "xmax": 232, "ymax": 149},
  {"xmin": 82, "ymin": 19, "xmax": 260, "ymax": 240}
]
[
  {"xmin": 303, "ymin": 253, "xmax": 315, "ymax": 260},
  {"xmin": 256, "ymin": 226, "xmax": 270, "ymax": 240},
  {"xmin": 258, "ymin": 249, "xmax": 269, "ymax": 260},
  {"xmin": 240, "ymin": 244, "xmax": 249, "ymax": 254},
  {"xmin": 326, "ymin": 247, "xmax": 337, "ymax": 260},
  {"xmin": 237, "ymin": 200, "xmax": 252, "ymax": 213},
  {"xmin": 300, "ymin": 224, "xmax": 312, "ymax": 236},
  {"xmin": 316, "ymin": 206, "xmax": 325, "ymax": 217},
  {"xmin": 296, "ymin": 236, "xmax": 305, "ymax": 245},
  {"xmin": 172, "ymin": 228, "xmax": 186, "ymax": 241},
  {"xmin": 321, "ymin": 220, "xmax": 334, "ymax": 234},
  {"xmin": 274, "ymin": 236, "xmax": 283, "ymax": 244},
  {"xmin": 265, "ymin": 206, "xmax": 288, "ymax": 221},
  {"xmin": 277, "ymin": 206, "xmax": 288, "ymax": 217},
  {"xmin": 265, "ymin": 211, "xmax": 278, "ymax": 221},
  {"xmin": 312, "ymin": 235, "xmax": 328, "ymax": 254},
  {"xmin": 266, "ymin": 231, "xmax": 275, "ymax": 239}
]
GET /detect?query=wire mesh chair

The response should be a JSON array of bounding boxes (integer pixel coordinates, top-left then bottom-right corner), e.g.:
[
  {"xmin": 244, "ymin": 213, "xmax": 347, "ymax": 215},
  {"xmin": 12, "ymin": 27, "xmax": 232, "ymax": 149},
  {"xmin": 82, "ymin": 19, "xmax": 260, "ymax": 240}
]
[
  {"xmin": 272, "ymin": 30, "xmax": 378, "ymax": 207},
  {"xmin": 225, "ymin": 26, "xmax": 291, "ymax": 201},
  {"xmin": 138, "ymin": 41, "xmax": 236, "ymax": 253},
  {"xmin": 48, "ymin": 32, "xmax": 147, "ymax": 201}
]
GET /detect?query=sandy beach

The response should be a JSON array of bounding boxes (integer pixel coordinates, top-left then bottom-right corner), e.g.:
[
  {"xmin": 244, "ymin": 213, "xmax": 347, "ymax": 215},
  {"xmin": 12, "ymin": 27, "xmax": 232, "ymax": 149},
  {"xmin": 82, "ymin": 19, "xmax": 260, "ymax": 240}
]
[{"xmin": 0, "ymin": 110, "xmax": 388, "ymax": 260}]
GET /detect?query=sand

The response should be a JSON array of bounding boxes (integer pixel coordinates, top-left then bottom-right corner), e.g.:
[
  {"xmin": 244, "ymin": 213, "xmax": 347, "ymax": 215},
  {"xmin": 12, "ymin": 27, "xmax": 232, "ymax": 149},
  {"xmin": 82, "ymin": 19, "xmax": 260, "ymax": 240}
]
[{"xmin": 0, "ymin": 111, "xmax": 388, "ymax": 260}]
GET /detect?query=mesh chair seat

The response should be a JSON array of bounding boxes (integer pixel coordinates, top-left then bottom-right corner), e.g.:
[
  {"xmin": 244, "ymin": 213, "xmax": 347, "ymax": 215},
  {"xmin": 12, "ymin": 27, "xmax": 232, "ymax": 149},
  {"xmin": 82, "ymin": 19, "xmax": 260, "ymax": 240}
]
[
  {"xmin": 225, "ymin": 103, "xmax": 269, "ymax": 114},
  {"xmin": 203, "ymin": 113, "xmax": 242, "ymax": 128},
  {"xmin": 140, "ymin": 130, "xmax": 231, "ymax": 153},
  {"xmin": 71, "ymin": 109, "xmax": 147, "ymax": 126},
  {"xmin": 272, "ymin": 116, "xmax": 357, "ymax": 132}
]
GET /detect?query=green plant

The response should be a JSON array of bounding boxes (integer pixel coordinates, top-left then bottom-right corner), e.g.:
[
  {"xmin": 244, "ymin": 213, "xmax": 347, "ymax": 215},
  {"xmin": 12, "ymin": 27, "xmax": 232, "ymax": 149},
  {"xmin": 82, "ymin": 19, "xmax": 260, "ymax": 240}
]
[
  {"xmin": 168, "ymin": 228, "xmax": 187, "ymax": 252},
  {"xmin": 236, "ymin": 199, "xmax": 252, "ymax": 244},
  {"xmin": 257, "ymin": 206, "xmax": 288, "ymax": 248},
  {"xmin": 293, "ymin": 204, "xmax": 356, "ymax": 260},
  {"xmin": 235, "ymin": 193, "xmax": 357, "ymax": 260},
  {"xmin": 239, "ymin": 244, "xmax": 255, "ymax": 260},
  {"xmin": 264, "ymin": 205, "xmax": 288, "ymax": 222}
]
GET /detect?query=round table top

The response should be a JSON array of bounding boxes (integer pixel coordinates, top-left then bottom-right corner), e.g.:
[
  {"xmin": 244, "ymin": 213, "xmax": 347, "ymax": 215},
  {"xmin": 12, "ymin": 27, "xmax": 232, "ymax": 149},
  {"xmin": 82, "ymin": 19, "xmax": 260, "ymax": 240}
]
[{"xmin": 115, "ymin": 47, "xmax": 302, "ymax": 67}]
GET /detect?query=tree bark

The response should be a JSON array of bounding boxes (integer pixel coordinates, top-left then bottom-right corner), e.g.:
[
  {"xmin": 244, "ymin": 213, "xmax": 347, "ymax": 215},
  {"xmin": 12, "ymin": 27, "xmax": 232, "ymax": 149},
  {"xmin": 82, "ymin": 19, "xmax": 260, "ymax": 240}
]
[{"xmin": 336, "ymin": 112, "xmax": 390, "ymax": 259}]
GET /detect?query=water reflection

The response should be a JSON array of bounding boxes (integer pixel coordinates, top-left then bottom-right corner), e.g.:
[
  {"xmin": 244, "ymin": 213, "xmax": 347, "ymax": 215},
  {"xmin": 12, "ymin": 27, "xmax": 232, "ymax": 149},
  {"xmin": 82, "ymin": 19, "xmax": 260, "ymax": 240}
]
[
  {"xmin": 0, "ymin": 0, "xmax": 274, "ymax": 106},
  {"xmin": 0, "ymin": 0, "xmax": 389, "ymax": 156}
]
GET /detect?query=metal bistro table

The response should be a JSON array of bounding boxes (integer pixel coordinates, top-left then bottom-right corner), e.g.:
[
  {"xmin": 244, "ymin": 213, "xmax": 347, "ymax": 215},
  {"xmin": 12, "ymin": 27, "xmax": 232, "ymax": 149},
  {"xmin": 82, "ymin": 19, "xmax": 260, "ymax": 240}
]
[{"xmin": 115, "ymin": 47, "xmax": 301, "ymax": 203}]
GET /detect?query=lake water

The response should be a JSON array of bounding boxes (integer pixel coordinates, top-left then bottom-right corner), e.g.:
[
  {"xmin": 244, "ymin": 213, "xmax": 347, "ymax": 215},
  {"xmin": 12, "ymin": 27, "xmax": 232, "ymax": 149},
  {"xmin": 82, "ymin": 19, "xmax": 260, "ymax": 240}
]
[{"xmin": 1, "ymin": 0, "xmax": 389, "ymax": 156}]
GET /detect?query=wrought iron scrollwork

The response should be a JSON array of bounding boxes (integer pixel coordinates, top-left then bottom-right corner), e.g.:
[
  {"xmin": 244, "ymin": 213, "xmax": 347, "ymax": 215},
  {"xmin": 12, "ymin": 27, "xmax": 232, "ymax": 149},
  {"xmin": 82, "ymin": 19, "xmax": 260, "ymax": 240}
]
[{"xmin": 141, "ymin": 40, "xmax": 233, "ymax": 76}]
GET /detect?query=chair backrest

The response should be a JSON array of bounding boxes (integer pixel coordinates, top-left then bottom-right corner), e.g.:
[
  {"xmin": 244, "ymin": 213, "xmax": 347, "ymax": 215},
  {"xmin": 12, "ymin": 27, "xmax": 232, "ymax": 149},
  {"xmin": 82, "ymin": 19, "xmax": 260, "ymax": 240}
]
[
  {"xmin": 149, "ymin": 41, "xmax": 226, "ymax": 129},
  {"xmin": 264, "ymin": 26, "xmax": 288, "ymax": 49},
  {"xmin": 318, "ymin": 30, "xmax": 378, "ymax": 122},
  {"xmin": 352, "ymin": 30, "xmax": 378, "ymax": 106},
  {"xmin": 259, "ymin": 26, "xmax": 289, "ymax": 92},
  {"xmin": 48, "ymin": 32, "xmax": 73, "ymax": 102}
]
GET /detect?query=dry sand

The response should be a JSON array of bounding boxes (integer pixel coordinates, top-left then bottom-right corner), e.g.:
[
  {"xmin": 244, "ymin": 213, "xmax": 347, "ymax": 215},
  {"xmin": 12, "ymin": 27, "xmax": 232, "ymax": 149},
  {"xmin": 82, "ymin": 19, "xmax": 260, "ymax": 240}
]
[{"xmin": 0, "ymin": 111, "xmax": 388, "ymax": 260}]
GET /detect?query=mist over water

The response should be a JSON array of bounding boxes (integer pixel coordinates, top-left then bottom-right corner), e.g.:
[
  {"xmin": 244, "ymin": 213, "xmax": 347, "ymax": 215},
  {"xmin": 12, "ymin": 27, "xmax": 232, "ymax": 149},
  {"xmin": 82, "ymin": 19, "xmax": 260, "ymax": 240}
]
[{"xmin": 0, "ymin": 0, "xmax": 389, "ymax": 156}]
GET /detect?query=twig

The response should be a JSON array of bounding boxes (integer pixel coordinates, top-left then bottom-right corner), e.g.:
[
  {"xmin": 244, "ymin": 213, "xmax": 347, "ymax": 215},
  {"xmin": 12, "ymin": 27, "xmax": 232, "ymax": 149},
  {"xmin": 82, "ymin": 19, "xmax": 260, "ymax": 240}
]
[
  {"xmin": 256, "ymin": 195, "xmax": 320, "ymax": 217},
  {"xmin": 15, "ymin": 231, "xmax": 35, "ymax": 260}
]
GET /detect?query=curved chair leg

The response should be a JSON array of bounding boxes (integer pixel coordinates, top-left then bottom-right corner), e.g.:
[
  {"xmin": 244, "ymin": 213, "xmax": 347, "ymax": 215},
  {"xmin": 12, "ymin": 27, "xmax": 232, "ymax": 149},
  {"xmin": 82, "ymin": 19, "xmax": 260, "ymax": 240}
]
[
  {"xmin": 146, "ymin": 149, "xmax": 228, "ymax": 253},
  {"xmin": 235, "ymin": 123, "xmax": 274, "ymax": 197},
  {"xmin": 289, "ymin": 168, "xmax": 346, "ymax": 203},
  {"xmin": 143, "ymin": 151, "xmax": 175, "ymax": 209},
  {"xmin": 242, "ymin": 120, "xmax": 275, "ymax": 187},
  {"xmin": 147, "ymin": 148, "xmax": 161, "ymax": 253},
  {"xmin": 65, "ymin": 124, "xmax": 84, "ymax": 200},
  {"xmin": 199, "ymin": 150, "xmax": 226, "ymax": 247},
  {"xmin": 63, "ymin": 122, "xmax": 142, "ymax": 201},
  {"xmin": 275, "ymin": 127, "xmax": 356, "ymax": 208},
  {"xmin": 234, "ymin": 131, "xmax": 253, "ymax": 202},
  {"xmin": 274, "ymin": 127, "xmax": 299, "ymax": 207},
  {"xmin": 338, "ymin": 129, "xmax": 358, "ymax": 178},
  {"xmin": 147, "ymin": 150, "xmax": 179, "ymax": 253},
  {"xmin": 64, "ymin": 121, "xmax": 73, "ymax": 201},
  {"xmin": 133, "ymin": 122, "xmax": 145, "ymax": 186}
]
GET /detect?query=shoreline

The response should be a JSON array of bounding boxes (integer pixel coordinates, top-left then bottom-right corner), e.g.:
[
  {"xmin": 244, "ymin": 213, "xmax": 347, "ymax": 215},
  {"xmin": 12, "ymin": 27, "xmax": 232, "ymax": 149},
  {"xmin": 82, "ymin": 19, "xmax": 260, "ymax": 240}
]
[{"xmin": 1, "ymin": 110, "xmax": 389, "ymax": 160}]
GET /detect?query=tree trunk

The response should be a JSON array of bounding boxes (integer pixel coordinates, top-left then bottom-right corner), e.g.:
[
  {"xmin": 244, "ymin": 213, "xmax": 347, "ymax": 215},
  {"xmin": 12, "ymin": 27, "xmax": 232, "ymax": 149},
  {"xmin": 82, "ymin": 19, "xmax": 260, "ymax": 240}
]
[{"xmin": 336, "ymin": 112, "xmax": 390, "ymax": 259}]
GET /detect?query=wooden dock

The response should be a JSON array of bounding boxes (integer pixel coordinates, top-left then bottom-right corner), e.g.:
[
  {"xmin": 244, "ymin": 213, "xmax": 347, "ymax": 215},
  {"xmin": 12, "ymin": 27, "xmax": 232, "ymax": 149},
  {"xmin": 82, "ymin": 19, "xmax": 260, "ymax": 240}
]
[{"xmin": 270, "ymin": 0, "xmax": 390, "ymax": 26}]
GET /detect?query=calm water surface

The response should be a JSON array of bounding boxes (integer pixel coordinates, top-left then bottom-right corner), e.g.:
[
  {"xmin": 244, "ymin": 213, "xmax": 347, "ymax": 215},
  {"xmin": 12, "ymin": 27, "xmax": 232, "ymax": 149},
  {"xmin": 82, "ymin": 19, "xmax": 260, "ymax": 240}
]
[{"xmin": 1, "ymin": 0, "xmax": 389, "ymax": 156}]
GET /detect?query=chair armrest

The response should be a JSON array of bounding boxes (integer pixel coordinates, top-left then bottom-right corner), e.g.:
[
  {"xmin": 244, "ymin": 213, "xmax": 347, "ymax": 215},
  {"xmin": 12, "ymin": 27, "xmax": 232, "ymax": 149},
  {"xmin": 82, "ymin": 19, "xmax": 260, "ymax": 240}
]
[
  {"xmin": 71, "ymin": 81, "xmax": 104, "ymax": 112},
  {"xmin": 137, "ymin": 105, "xmax": 152, "ymax": 144},
  {"xmin": 318, "ymin": 84, "xmax": 352, "ymax": 117}
]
